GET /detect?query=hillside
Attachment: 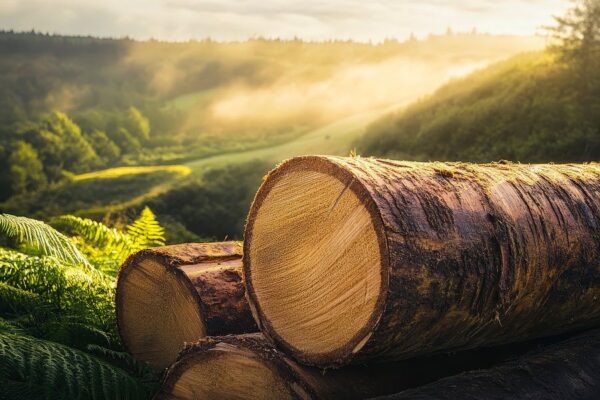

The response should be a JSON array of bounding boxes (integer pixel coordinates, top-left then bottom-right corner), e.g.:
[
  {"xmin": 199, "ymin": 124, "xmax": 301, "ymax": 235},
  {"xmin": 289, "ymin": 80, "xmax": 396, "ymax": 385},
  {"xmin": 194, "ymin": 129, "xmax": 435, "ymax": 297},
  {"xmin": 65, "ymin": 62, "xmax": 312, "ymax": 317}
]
[
  {"xmin": 357, "ymin": 50, "xmax": 600, "ymax": 163},
  {"xmin": 0, "ymin": 31, "xmax": 547, "ymax": 239},
  {"xmin": 0, "ymin": 31, "xmax": 543, "ymax": 201}
]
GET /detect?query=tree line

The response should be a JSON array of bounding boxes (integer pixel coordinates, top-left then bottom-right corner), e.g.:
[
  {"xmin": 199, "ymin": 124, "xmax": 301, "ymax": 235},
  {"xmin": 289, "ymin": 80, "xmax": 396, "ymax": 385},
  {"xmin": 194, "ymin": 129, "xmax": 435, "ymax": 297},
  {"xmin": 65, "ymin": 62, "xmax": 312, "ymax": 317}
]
[
  {"xmin": 357, "ymin": 0, "xmax": 600, "ymax": 163},
  {"xmin": 0, "ymin": 108, "xmax": 151, "ymax": 201}
]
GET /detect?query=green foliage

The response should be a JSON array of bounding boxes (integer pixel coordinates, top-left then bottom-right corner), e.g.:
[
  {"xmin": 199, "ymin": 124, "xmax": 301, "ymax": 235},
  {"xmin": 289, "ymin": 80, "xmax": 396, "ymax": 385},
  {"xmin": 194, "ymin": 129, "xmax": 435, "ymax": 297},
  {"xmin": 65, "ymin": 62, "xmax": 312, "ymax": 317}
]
[
  {"xmin": 86, "ymin": 345, "xmax": 157, "ymax": 382},
  {"xmin": 126, "ymin": 207, "xmax": 166, "ymax": 251},
  {"xmin": 125, "ymin": 107, "xmax": 150, "ymax": 142},
  {"xmin": 547, "ymin": 0, "xmax": 600, "ymax": 69},
  {"xmin": 7, "ymin": 141, "xmax": 46, "ymax": 195},
  {"xmin": 52, "ymin": 215, "xmax": 131, "ymax": 265},
  {"xmin": 0, "ymin": 283, "xmax": 45, "ymax": 319},
  {"xmin": 149, "ymin": 161, "xmax": 271, "ymax": 239},
  {"xmin": 88, "ymin": 130, "xmax": 122, "ymax": 163},
  {"xmin": 52, "ymin": 209, "xmax": 166, "ymax": 275},
  {"xmin": 0, "ymin": 209, "xmax": 165, "ymax": 399},
  {"xmin": 357, "ymin": 50, "xmax": 600, "ymax": 163},
  {"xmin": 0, "ymin": 332, "xmax": 150, "ymax": 400},
  {"xmin": 0, "ymin": 170, "xmax": 181, "ymax": 218},
  {"xmin": 0, "ymin": 214, "xmax": 88, "ymax": 266},
  {"xmin": 0, "ymin": 30, "xmax": 542, "ymax": 203},
  {"xmin": 112, "ymin": 128, "xmax": 141, "ymax": 153},
  {"xmin": 0, "ymin": 249, "xmax": 114, "ymax": 336},
  {"xmin": 357, "ymin": 4, "xmax": 600, "ymax": 163}
]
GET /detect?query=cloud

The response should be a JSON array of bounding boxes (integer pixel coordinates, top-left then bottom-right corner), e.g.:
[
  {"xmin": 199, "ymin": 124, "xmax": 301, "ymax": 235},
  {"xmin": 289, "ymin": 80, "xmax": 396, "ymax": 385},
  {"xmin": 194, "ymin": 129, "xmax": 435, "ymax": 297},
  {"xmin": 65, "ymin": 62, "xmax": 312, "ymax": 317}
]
[{"xmin": 0, "ymin": 0, "xmax": 570, "ymax": 41}]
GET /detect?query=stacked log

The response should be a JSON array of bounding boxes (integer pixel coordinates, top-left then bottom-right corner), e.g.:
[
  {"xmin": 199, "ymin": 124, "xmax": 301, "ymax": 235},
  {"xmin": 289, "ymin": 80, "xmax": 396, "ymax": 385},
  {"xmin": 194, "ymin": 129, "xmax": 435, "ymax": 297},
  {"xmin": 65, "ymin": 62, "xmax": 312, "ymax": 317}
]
[
  {"xmin": 116, "ymin": 242, "xmax": 256, "ymax": 370},
  {"xmin": 156, "ymin": 333, "xmax": 541, "ymax": 400},
  {"xmin": 243, "ymin": 156, "xmax": 600, "ymax": 367},
  {"xmin": 114, "ymin": 156, "xmax": 600, "ymax": 399}
]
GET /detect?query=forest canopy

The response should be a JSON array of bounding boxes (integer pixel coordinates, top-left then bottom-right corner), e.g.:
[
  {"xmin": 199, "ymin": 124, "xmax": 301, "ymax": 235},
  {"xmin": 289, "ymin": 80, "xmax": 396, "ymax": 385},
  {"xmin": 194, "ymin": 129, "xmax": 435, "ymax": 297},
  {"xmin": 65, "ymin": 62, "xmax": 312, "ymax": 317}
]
[{"xmin": 357, "ymin": 0, "xmax": 600, "ymax": 163}]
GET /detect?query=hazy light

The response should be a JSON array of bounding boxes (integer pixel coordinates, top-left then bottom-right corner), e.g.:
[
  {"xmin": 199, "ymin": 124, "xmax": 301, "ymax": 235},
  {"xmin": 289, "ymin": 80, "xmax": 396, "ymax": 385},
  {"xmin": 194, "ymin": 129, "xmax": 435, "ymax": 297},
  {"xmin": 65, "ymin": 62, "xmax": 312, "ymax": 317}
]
[{"xmin": 0, "ymin": 0, "xmax": 570, "ymax": 42}]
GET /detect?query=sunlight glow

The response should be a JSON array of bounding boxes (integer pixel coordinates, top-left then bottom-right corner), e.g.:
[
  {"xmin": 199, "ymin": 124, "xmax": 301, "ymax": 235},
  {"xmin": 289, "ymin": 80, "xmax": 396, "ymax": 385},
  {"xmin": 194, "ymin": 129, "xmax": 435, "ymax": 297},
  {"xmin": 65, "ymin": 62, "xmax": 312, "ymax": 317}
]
[{"xmin": 0, "ymin": 0, "xmax": 570, "ymax": 41}]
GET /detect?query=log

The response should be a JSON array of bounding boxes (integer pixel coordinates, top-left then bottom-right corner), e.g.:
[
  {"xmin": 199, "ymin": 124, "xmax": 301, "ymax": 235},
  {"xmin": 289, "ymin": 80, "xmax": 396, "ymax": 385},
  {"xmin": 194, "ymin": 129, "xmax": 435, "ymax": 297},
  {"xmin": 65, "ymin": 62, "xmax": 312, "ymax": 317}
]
[
  {"xmin": 116, "ymin": 242, "xmax": 257, "ymax": 370},
  {"xmin": 371, "ymin": 329, "xmax": 600, "ymax": 400},
  {"xmin": 243, "ymin": 156, "xmax": 600, "ymax": 367},
  {"xmin": 155, "ymin": 333, "xmax": 541, "ymax": 400}
]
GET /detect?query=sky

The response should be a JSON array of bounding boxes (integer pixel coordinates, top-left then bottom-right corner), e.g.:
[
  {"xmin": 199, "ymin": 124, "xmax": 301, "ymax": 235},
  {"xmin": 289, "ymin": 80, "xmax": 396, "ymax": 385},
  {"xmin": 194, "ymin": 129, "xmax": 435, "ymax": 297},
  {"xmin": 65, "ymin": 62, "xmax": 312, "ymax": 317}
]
[{"xmin": 0, "ymin": 0, "xmax": 570, "ymax": 42}]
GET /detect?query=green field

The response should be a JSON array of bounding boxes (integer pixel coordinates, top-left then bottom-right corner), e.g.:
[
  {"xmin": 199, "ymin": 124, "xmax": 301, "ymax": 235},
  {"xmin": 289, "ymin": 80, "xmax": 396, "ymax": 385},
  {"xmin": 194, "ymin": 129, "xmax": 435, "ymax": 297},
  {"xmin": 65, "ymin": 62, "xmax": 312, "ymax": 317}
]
[
  {"xmin": 186, "ymin": 102, "xmax": 403, "ymax": 173},
  {"xmin": 73, "ymin": 165, "xmax": 191, "ymax": 181},
  {"xmin": 68, "ymin": 101, "xmax": 404, "ymax": 216}
]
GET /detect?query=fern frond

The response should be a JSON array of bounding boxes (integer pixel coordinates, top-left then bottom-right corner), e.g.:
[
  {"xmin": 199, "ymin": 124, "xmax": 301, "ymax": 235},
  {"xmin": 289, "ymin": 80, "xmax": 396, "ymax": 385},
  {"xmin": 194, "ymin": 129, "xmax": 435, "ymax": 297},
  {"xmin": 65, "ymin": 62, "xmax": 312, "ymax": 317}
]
[
  {"xmin": 51, "ymin": 215, "xmax": 131, "ymax": 257},
  {"xmin": 0, "ymin": 332, "xmax": 149, "ymax": 400},
  {"xmin": 0, "ymin": 249, "xmax": 115, "ymax": 336},
  {"xmin": 0, "ymin": 318, "xmax": 23, "ymax": 335},
  {"xmin": 0, "ymin": 283, "xmax": 47, "ymax": 319},
  {"xmin": 126, "ymin": 207, "xmax": 165, "ymax": 251},
  {"xmin": 42, "ymin": 320, "xmax": 111, "ymax": 350},
  {"xmin": 87, "ymin": 345, "xmax": 158, "ymax": 381},
  {"xmin": 0, "ymin": 214, "xmax": 89, "ymax": 267}
]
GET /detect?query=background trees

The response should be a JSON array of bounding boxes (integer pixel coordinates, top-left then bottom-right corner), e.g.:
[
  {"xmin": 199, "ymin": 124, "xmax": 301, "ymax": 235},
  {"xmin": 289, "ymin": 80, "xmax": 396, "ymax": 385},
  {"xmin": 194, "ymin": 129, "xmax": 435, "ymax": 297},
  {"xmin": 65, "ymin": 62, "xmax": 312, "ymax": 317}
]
[
  {"xmin": 547, "ymin": 0, "xmax": 600, "ymax": 117},
  {"xmin": 356, "ymin": 1, "xmax": 600, "ymax": 163}
]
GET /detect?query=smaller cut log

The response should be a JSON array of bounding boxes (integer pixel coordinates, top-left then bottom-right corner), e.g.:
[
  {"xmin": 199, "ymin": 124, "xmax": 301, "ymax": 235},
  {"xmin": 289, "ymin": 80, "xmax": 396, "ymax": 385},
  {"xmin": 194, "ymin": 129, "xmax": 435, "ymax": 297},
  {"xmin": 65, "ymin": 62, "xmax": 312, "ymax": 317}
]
[
  {"xmin": 371, "ymin": 329, "xmax": 600, "ymax": 400},
  {"xmin": 155, "ymin": 333, "xmax": 545, "ymax": 400},
  {"xmin": 116, "ymin": 242, "xmax": 257, "ymax": 370}
]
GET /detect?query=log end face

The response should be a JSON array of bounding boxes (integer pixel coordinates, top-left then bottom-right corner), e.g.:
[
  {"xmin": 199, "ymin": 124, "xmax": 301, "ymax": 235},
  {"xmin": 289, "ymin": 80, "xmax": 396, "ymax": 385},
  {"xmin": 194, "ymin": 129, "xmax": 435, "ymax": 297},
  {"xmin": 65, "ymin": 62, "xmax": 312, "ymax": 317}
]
[
  {"xmin": 244, "ymin": 156, "xmax": 389, "ymax": 367},
  {"xmin": 116, "ymin": 254, "xmax": 205, "ymax": 370},
  {"xmin": 159, "ymin": 343, "xmax": 301, "ymax": 400}
]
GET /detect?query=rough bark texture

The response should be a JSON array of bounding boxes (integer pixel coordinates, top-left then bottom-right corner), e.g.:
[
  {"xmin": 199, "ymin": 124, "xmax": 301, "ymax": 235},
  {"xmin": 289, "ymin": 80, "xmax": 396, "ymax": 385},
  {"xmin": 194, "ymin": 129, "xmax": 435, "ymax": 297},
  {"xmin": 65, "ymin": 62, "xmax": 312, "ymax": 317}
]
[
  {"xmin": 157, "ymin": 333, "xmax": 541, "ymax": 400},
  {"xmin": 372, "ymin": 329, "xmax": 600, "ymax": 400},
  {"xmin": 244, "ymin": 156, "xmax": 600, "ymax": 367},
  {"xmin": 117, "ymin": 242, "xmax": 257, "ymax": 344}
]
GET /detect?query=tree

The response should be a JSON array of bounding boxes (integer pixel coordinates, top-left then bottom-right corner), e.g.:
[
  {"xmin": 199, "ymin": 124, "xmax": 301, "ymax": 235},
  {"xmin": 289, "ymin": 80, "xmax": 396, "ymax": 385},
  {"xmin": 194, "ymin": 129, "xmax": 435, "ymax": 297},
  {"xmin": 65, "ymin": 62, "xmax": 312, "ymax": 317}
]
[
  {"xmin": 41, "ymin": 112, "xmax": 102, "ymax": 173},
  {"xmin": 547, "ymin": 0, "xmax": 600, "ymax": 98},
  {"xmin": 125, "ymin": 107, "xmax": 150, "ymax": 142},
  {"xmin": 87, "ymin": 130, "xmax": 121, "ymax": 163},
  {"xmin": 25, "ymin": 127, "xmax": 65, "ymax": 181},
  {"xmin": 110, "ymin": 127, "xmax": 140, "ymax": 153},
  {"xmin": 548, "ymin": 1, "xmax": 600, "ymax": 61},
  {"xmin": 7, "ymin": 141, "xmax": 47, "ymax": 195}
]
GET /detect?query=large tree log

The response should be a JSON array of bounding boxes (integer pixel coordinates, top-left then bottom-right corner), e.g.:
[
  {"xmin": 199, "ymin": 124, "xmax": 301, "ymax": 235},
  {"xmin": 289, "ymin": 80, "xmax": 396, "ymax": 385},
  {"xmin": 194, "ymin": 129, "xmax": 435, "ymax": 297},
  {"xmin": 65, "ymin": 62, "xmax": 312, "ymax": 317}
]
[
  {"xmin": 156, "ymin": 333, "xmax": 540, "ymax": 400},
  {"xmin": 116, "ymin": 242, "xmax": 257, "ymax": 370},
  {"xmin": 371, "ymin": 329, "xmax": 600, "ymax": 400},
  {"xmin": 244, "ymin": 156, "xmax": 600, "ymax": 367}
]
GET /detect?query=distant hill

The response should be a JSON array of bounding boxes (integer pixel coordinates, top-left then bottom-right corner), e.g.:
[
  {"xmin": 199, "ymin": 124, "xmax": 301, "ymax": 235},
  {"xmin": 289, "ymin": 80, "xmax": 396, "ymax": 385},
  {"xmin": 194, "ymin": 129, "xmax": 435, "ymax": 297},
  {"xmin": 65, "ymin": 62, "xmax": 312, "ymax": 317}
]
[
  {"xmin": 0, "ymin": 30, "xmax": 543, "ymax": 135},
  {"xmin": 0, "ymin": 31, "xmax": 543, "ymax": 202},
  {"xmin": 357, "ymin": 50, "xmax": 600, "ymax": 163}
]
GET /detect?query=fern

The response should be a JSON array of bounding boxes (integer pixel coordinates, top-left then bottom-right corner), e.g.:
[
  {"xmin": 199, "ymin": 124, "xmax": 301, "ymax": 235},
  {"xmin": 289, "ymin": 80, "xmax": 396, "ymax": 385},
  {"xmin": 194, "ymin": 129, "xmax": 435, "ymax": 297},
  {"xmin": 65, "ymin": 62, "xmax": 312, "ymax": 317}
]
[
  {"xmin": 126, "ymin": 207, "xmax": 165, "ymax": 252},
  {"xmin": 0, "ymin": 283, "xmax": 45, "ymax": 318},
  {"xmin": 87, "ymin": 345, "xmax": 158, "ymax": 382},
  {"xmin": 0, "ymin": 318, "xmax": 23, "ymax": 335},
  {"xmin": 0, "ymin": 332, "xmax": 150, "ymax": 400},
  {"xmin": 0, "ymin": 214, "xmax": 89, "ymax": 267},
  {"xmin": 0, "ymin": 249, "xmax": 115, "ymax": 336},
  {"xmin": 0, "ymin": 210, "xmax": 166, "ymax": 399},
  {"xmin": 51, "ymin": 208, "xmax": 166, "ymax": 275},
  {"xmin": 51, "ymin": 215, "xmax": 131, "ymax": 261}
]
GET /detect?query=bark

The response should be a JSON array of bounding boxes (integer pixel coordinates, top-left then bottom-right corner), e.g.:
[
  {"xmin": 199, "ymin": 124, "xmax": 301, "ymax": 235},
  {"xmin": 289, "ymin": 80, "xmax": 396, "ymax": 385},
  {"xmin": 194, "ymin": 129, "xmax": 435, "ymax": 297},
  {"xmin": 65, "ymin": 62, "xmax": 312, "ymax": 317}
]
[
  {"xmin": 244, "ymin": 156, "xmax": 600, "ymax": 367},
  {"xmin": 372, "ymin": 328, "xmax": 600, "ymax": 400},
  {"xmin": 116, "ymin": 242, "xmax": 257, "ymax": 367},
  {"xmin": 156, "ymin": 333, "xmax": 542, "ymax": 400}
]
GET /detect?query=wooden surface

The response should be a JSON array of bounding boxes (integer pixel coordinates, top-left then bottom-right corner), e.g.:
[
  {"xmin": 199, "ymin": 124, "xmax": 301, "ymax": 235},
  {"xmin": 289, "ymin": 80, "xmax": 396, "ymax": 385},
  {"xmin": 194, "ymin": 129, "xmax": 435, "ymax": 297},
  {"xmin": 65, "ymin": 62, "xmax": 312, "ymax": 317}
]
[
  {"xmin": 157, "ymin": 333, "xmax": 536, "ymax": 400},
  {"xmin": 116, "ymin": 242, "xmax": 256, "ymax": 370},
  {"xmin": 244, "ymin": 156, "xmax": 600, "ymax": 367}
]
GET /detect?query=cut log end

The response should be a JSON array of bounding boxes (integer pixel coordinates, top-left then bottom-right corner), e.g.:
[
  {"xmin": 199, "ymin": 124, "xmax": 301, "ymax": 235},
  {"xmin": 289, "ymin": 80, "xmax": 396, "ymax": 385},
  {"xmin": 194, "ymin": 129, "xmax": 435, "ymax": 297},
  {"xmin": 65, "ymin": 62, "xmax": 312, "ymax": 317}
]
[
  {"xmin": 117, "ymin": 255, "xmax": 205, "ymax": 370},
  {"xmin": 158, "ymin": 339, "xmax": 308, "ymax": 400},
  {"xmin": 244, "ymin": 158, "xmax": 389, "ymax": 365}
]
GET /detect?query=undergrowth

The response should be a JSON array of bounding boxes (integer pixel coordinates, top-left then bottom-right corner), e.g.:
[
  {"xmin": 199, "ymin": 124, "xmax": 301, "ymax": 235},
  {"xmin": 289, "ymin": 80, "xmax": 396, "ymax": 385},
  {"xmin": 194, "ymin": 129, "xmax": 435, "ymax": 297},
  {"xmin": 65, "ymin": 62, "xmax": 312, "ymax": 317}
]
[{"xmin": 0, "ymin": 207, "xmax": 165, "ymax": 399}]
